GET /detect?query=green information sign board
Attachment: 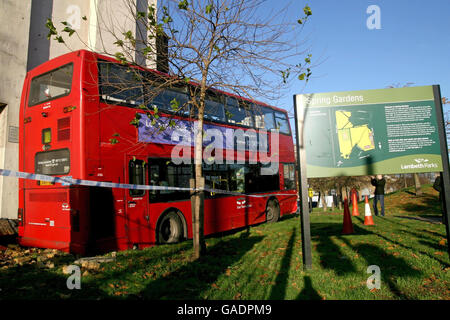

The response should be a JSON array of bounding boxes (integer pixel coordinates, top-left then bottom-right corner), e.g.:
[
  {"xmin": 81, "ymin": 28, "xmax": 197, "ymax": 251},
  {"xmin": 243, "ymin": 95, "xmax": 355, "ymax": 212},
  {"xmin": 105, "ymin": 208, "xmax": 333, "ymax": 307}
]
[{"xmin": 295, "ymin": 85, "xmax": 443, "ymax": 178}]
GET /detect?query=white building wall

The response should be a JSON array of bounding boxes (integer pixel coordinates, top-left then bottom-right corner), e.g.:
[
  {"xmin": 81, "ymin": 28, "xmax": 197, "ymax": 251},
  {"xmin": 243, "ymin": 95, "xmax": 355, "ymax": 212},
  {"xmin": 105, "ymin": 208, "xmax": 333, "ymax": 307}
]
[
  {"xmin": 0, "ymin": 0, "xmax": 32, "ymax": 219},
  {"xmin": 0, "ymin": 0, "xmax": 157, "ymax": 219}
]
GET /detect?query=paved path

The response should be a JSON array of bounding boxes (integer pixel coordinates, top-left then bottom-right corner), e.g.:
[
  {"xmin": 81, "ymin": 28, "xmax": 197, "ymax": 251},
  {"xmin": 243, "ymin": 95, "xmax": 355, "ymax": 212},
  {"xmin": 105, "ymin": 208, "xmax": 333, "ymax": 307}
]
[{"xmin": 394, "ymin": 215, "xmax": 443, "ymax": 224}]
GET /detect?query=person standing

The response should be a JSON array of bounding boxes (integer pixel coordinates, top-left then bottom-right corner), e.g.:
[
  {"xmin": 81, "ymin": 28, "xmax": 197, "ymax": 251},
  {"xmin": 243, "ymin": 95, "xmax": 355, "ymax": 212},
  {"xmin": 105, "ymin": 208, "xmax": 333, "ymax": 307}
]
[
  {"xmin": 371, "ymin": 174, "xmax": 386, "ymax": 216},
  {"xmin": 433, "ymin": 173, "xmax": 445, "ymax": 224},
  {"xmin": 433, "ymin": 173, "xmax": 442, "ymax": 202}
]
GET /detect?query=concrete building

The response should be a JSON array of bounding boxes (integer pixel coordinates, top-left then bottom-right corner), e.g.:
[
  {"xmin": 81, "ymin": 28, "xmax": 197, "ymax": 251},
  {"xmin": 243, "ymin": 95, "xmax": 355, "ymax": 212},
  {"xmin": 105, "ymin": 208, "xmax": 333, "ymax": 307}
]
[{"xmin": 0, "ymin": 0, "xmax": 157, "ymax": 219}]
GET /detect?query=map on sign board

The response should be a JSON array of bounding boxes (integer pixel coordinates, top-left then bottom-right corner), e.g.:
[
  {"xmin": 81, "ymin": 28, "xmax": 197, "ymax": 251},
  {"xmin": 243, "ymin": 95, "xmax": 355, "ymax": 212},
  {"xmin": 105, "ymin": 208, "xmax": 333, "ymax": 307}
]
[{"xmin": 335, "ymin": 110, "xmax": 375, "ymax": 159}]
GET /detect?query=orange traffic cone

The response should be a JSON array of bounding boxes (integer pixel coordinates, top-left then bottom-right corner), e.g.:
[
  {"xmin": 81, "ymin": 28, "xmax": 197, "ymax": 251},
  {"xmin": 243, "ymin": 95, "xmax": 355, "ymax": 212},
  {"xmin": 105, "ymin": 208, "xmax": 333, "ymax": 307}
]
[
  {"xmin": 342, "ymin": 198, "xmax": 354, "ymax": 234},
  {"xmin": 351, "ymin": 189, "xmax": 359, "ymax": 216},
  {"xmin": 364, "ymin": 196, "xmax": 374, "ymax": 226}
]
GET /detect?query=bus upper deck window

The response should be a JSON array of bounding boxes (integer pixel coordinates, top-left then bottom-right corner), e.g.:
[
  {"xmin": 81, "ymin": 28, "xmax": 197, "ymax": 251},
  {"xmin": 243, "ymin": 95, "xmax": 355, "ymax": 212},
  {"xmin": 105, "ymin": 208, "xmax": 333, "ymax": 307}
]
[
  {"xmin": 28, "ymin": 63, "xmax": 73, "ymax": 107},
  {"xmin": 274, "ymin": 112, "xmax": 291, "ymax": 135},
  {"xmin": 225, "ymin": 98, "xmax": 254, "ymax": 127}
]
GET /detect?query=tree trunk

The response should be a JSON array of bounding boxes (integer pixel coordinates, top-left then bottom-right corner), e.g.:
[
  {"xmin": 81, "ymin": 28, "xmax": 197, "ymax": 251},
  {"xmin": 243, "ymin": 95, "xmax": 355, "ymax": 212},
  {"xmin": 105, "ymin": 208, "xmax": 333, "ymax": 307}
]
[
  {"xmin": 193, "ymin": 124, "xmax": 206, "ymax": 259},
  {"xmin": 337, "ymin": 184, "xmax": 342, "ymax": 210},
  {"xmin": 321, "ymin": 189, "xmax": 328, "ymax": 212},
  {"xmin": 404, "ymin": 174, "xmax": 408, "ymax": 188},
  {"xmin": 414, "ymin": 173, "xmax": 422, "ymax": 196},
  {"xmin": 192, "ymin": 83, "xmax": 208, "ymax": 259}
]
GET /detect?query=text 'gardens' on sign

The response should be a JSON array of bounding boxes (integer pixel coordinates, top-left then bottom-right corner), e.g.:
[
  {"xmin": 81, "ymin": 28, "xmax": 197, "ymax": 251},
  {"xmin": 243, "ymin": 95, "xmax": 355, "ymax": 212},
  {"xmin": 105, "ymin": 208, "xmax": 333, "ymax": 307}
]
[{"xmin": 295, "ymin": 85, "xmax": 443, "ymax": 178}]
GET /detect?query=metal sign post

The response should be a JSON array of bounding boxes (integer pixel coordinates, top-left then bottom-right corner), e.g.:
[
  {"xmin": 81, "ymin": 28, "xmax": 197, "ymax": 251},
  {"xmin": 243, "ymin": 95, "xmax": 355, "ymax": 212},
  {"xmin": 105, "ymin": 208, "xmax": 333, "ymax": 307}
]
[
  {"xmin": 432, "ymin": 85, "xmax": 450, "ymax": 256},
  {"xmin": 293, "ymin": 95, "xmax": 312, "ymax": 270}
]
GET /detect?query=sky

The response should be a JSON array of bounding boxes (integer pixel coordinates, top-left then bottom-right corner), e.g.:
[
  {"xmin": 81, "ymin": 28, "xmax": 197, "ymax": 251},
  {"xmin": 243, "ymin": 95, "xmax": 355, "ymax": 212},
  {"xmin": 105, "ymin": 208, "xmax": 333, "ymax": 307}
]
[{"xmin": 267, "ymin": 0, "xmax": 450, "ymax": 123}]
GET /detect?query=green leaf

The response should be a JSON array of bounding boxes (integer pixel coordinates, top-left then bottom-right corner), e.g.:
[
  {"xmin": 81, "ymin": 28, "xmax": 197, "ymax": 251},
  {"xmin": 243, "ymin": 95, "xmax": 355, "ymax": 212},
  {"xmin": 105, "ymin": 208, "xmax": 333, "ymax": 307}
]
[
  {"xmin": 297, "ymin": 19, "xmax": 303, "ymax": 25},
  {"xmin": 130, "ymin": 118, "xmax": 140, "ymax": 127},
  {"xmin": 137, "ymin": 11, "xmax": 146, "ymax": 19},
  {"xmin": 114, "ymin": 52, "xmax": 127, "ymax": 64},
  {"xmin": 45, "ymin": 19, "xmax": 55, "ymax": 29},
  {"xmin": 178, "ymin": 0, "xmax": 189, "ymax": 10},
  {"xmin": 55, "ymin": 36, "xmax": 65, "ymax": 43},
  {"xmin": 206, "ymin": 4, "xmax": 213, "ymax": 14},
  {"xmin": 114, "ymin": 40, "xmax": 124, "ymax": 47},
  {"xmin": 298, "ymin": 73, "xmax": 306, "ymax": 81},
  {"xmin": 281, "ymin": 68, "xmax": 291, "ymax": 84},
  {"xmin": 170, "ymin": 98, "xmax": 180, "ymax": 111},
  {"xmin": 45, "ymin": 19, "xmax": 57, "ymax": 40},
  {"xmin": 142, "ymin": 47, "xmax": 153, "ymax": 56},
  {"xmin": 63, "ymin": 26, "xmax": 75, "ymax": 37},
  {"xmin": 123, "ymin": 30, "xmax": 133, "ymax": 40},
  {"xmin": 303, "ymin": 5, "xmax": 312, "ymax": 16},
  {"xmin": 82, "ymin": 16, "xmax": 87, "ymax": 21}
]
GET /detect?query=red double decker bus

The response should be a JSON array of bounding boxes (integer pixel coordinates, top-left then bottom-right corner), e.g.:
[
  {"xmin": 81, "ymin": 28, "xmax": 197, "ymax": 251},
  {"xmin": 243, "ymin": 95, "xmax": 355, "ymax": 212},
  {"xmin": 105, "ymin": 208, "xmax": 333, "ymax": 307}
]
[{"xmin": 18, "ymin": 50, "xmax": 297, "ymax": 254}]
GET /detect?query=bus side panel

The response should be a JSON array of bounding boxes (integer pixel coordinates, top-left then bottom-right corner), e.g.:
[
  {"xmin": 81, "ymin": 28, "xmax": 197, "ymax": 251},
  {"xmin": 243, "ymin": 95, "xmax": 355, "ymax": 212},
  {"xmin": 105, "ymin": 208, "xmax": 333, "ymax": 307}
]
[
  {"xmin": 69, "ymin": 187, "xmax": 90, "ymax": 254},
  {"xmin": 20, "ymin": 188, "xmax": 71, "ymax": 252},
  {"xmin": 112, "ymin": 188, "xmax": 129, "ymax": 251},
  {"xmin": 279, "ymin": 193, "xmax": 298, "ymax": 216}
]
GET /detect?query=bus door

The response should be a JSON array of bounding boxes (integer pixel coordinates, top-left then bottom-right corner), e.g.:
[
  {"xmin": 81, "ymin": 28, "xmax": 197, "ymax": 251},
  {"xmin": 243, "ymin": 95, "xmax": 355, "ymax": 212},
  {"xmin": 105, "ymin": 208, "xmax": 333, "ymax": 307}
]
[{"xmin": 125, "ymin": 156, "xmax": 151, "ymax": 247}]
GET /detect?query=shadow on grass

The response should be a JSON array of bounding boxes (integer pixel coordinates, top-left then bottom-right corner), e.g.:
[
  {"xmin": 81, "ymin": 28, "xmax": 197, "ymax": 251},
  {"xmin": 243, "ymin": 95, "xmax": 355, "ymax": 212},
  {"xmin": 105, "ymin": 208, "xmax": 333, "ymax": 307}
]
[
  {"xmin": 398, "ymin": 194, "xmax": 442, "ymax": 216},
  {"xmin": 0, "ymin": 233, "xmax": 264, "ymax": 300},
  {"xmin": 139, "ymin": 233, "xmax": 264, "ymax": 299},
  {"xmin": 0, "ymin": 254, "xmax": 107, "ymax": 300},
  {"xmin": 353, "ymin": 243, "xmax": 423, "ymax": 299},
  {"xmin": 314, "ymin": 223, "xmax": 372, "ymax": 275},
  {"xmin": 394, "ymin": 215, "xmax": 442, "ymax": 224},
  {"xmin": 365, "ymin": 217, "xmax": 450, "ymax": 268},
  {"xmin": 268, "ymin": 227, "xmax": 296, "ymax": 299},
  {"xmin": 311, "ymin": 217, "xmax": 431, "ymax": 299},
  {"xmin": 80, "ymin": 233, "xmax": 265, "ymax": 300},
  {"xmin": 295, "ymin": 276, "xmax": 322, "ymax": 300}
]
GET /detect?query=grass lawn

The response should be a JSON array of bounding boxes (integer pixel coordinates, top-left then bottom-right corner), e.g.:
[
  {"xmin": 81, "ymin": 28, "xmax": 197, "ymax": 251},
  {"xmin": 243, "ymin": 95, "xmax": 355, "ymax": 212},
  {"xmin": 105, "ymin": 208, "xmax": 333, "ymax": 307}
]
[{"xmin": 0, "ymin": 184, "xmax": 449, "ymax": 300}]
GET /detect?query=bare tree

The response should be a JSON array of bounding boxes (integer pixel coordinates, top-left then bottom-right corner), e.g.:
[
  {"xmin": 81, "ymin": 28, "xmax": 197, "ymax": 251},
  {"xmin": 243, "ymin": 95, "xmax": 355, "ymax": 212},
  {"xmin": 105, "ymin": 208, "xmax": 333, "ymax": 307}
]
[
  {"xmin": 443, "ymin": 97, "xmax": 449, "ymax": 155},
  {"xmin": 308, "ymin": 177, "xmax": 335, "ymax": 212},
  {"xmin": 48, "ymin": 0, "xmax": 313, "ymax": 259}
]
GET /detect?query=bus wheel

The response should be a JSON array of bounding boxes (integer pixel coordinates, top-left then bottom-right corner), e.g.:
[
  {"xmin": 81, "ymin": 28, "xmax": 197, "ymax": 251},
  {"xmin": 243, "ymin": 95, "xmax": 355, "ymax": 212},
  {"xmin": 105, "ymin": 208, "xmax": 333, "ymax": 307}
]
[
  {"xmin": 158, "ymin": 211, "xmax": 184, "ymax": 244},
  {"xmin": 266, "ymin": 198, "xmax": 280, "ymax": 223}
]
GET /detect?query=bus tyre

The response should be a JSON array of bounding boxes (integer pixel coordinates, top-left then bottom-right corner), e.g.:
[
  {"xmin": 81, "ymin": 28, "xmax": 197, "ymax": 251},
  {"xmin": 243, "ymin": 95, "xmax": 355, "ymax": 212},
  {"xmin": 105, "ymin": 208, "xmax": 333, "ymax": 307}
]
[
  {"xmin": 158, "ymin": 211, "xmax": 184, "ymax": 244},
  {"xmin": 266, "ymin": 199, "xmax": 280, "ymax": 223}
]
